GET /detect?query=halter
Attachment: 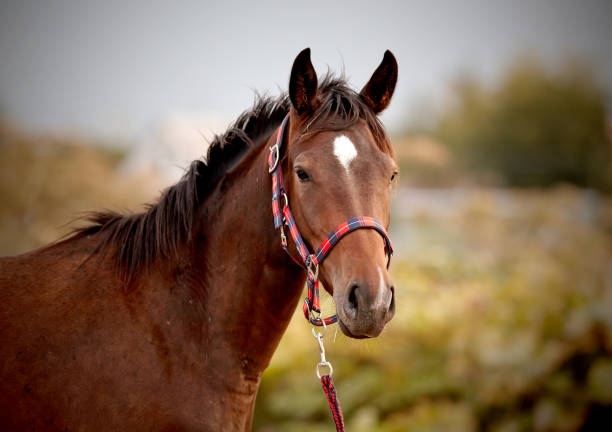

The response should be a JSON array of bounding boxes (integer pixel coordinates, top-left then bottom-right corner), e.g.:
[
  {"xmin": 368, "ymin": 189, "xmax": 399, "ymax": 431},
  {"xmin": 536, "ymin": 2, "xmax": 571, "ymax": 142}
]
[
  {"xmin": 267, "ymin": 114, "xmax": 394, "ymax": 432},
  {"xmin": 268, "ymin": 114, "xmax": 394, "ymax": 327}
]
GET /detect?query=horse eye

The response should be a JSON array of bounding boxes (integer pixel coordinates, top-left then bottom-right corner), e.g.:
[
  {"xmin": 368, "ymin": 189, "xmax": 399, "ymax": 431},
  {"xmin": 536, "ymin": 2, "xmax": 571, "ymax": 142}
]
[
  {"xmin": 390, "ymin": 171, "xmax": 398, "ymax": 182},
  {"xmin": 296, "ymin": 168, "xmax": 311, "ymax": 182}
]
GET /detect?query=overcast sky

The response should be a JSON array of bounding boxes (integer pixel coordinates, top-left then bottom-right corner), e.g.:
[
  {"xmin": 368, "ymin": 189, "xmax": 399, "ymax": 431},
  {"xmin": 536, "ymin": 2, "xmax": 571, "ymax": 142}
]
[{"xmin": 1, "ymin": 0, "xmax": 611, "ymax": 140}]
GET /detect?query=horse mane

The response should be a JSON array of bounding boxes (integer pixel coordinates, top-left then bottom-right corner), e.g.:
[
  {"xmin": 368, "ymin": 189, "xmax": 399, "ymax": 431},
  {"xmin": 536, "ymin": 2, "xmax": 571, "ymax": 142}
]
[{"xmin": 70, "ymin": 74, "xmax": 391, "ymax": 281}]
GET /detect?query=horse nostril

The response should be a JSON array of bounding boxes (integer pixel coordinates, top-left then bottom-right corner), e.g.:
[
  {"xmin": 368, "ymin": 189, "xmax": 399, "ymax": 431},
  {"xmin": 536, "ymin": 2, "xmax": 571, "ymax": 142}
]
[
  {"xmin": 346, "ymin": 282, "xmax": 359, "ymax": 318},
  {"xmin": 388, "ymin": 285, "xmax": 395, "ymax": 315}
]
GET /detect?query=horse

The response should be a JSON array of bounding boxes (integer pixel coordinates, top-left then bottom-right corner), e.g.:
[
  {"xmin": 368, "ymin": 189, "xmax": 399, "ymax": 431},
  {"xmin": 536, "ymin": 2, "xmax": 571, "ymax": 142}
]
[{"xmin": 0, "ymin": 48, "xmax": 398, "ymax": 431}]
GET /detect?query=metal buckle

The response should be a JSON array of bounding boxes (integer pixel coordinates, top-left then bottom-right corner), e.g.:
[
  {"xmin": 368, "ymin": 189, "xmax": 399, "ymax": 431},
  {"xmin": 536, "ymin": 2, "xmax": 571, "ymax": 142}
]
[
  {"xmin": 268, "ymin": 144, "xmax": 280, "ymax": 173},
  {"xmin": 306, "ymin": 255, "xmax": 319, "ymax": 281}
]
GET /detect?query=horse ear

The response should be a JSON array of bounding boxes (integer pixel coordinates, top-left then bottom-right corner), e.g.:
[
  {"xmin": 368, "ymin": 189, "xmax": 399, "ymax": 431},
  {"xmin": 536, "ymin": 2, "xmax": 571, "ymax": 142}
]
[
  {"xmin": 360, "ymin": 50, "xmax": 398, "ymax": 114},
  {"xmin": 289, "ymin": 48, "xmax": 318, "ymax": 115}
]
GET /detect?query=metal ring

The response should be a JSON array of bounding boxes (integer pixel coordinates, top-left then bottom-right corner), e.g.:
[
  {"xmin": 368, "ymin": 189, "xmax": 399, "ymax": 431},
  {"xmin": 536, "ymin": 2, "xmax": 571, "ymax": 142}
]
[
  {"xmin": 281, "ymin": 192, "xmax": 289, "ymax": 209},
  {"xmin": 311, "ymin": 316, "xmax": 327, "ymax": 338},
  {"xmin": 316, "ymin": 361, "xmax": 333, "ymax": 379},
  {"xmin": 309, "ymin": 309, "xmax": 322, "ymax": 324},
  {"xmin": 268, "ymin": 144, "xmax": 280, "ymax": 173}
]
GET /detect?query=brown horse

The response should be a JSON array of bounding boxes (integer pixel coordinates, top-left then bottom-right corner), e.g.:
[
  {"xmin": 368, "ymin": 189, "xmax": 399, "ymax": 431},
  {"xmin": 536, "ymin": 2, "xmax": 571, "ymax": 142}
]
[{"xmin": 0, "ymin": 48, "xmax": 398, "ymax": 431}]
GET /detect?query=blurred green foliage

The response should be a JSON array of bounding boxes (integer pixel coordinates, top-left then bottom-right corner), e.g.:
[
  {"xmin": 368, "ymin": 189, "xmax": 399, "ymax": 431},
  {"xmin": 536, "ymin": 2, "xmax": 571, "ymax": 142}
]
[{"xmin": 432, "ymin": 57, "xmax": 612, "ymax": 190}]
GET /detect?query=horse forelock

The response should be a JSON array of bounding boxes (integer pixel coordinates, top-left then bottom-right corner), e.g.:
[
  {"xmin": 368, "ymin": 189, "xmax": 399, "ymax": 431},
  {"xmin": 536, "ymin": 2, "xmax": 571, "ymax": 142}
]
[{"xmin": 307, "ymin": 74, "xmax": 393, "ymax": 156}]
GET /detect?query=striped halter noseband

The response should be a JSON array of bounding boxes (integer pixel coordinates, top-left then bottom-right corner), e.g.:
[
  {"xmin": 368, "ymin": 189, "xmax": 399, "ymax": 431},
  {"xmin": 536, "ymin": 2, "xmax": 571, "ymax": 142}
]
[{"xmin": 268, "ymin": 114, "xmax": 393, "ymax": 326}]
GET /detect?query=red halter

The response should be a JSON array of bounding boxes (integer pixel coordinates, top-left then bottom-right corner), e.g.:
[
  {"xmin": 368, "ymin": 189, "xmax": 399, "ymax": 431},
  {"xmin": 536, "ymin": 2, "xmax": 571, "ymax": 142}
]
[
  {"xmin": 268, "ymin": 114, "xmax": 393, "ymax": 432},
  {"xmin": 268, "ymin": 115, "xmax": 393, "ymax": 326}
]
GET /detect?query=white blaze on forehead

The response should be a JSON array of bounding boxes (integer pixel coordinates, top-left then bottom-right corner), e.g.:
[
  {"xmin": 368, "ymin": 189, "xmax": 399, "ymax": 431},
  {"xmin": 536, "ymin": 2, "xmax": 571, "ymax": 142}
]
[{"xmin": 333, "ymin": 135, "xmax": 358, "ymax": 173}]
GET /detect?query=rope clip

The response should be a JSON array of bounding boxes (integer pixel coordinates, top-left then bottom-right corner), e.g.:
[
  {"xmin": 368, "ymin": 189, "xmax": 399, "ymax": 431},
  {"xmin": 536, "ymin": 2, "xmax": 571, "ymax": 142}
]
[{"xmin": 312, "ymin": 320, "xmax": 333, "ymax": 378}]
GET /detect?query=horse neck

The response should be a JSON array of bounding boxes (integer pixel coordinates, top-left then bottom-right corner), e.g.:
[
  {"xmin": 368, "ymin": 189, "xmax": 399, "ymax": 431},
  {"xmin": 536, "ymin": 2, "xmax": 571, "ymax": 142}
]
[{"xmin": 187, "ymin": 133, "xmax": 306, "ymax": 388}]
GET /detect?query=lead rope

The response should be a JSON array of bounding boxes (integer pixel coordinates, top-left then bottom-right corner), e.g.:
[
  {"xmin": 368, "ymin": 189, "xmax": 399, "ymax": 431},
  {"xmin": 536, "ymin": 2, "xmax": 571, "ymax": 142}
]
[{"xmin": 313, "ymin": 320, "xmax": 345, "ymax": 432}]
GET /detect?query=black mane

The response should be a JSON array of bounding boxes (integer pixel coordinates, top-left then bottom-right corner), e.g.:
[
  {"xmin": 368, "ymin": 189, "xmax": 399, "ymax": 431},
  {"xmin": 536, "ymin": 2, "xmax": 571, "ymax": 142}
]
[{"xmin": 71, "ymin": 74, "xmax": 391, "ymax": 280}]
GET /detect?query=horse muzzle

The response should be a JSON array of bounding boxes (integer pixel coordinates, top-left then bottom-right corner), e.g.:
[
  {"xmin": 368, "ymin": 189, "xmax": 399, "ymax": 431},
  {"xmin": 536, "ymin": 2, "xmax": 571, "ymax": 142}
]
[{"xmin": 332, "ymin": 269, "xmax": 396, "ymax": 339}]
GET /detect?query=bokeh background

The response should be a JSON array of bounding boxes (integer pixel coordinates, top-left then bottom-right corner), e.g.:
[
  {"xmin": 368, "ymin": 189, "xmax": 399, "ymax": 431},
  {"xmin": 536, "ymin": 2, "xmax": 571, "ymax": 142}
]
[{"xmin": 2, "ymin": 1, "xmax": 612, "ymax": 431}]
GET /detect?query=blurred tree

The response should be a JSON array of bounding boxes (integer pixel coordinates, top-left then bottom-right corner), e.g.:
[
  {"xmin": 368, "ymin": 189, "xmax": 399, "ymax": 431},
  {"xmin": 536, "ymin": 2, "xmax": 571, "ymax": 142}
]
[
  {"xmin": 0, "ymin": 119, "xmax": 158, "ymax": 255},
  {"xmin": 433, "ymin": 57, "xmax": 612, "ymax": 190}
]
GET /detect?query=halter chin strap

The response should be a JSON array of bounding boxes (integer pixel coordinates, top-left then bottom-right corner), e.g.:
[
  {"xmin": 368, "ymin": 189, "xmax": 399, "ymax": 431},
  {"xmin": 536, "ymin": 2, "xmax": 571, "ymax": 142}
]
[{"xmin": 268, "ymin": 114, "xmax": 394, "ymax": 326}]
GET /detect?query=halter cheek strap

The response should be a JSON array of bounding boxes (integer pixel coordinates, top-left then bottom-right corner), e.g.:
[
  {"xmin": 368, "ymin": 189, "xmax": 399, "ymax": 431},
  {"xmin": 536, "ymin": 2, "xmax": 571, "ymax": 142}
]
[{"xmin": 268, "ymin": 114, "xmax": 394, "ymax": 327}]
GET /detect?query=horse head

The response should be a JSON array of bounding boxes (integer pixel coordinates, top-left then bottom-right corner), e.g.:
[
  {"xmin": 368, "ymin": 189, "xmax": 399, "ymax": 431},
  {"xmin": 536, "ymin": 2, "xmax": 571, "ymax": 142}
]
[{"xmin": 282, "ymin": 48, "xmax": 398, "ymax": 338}]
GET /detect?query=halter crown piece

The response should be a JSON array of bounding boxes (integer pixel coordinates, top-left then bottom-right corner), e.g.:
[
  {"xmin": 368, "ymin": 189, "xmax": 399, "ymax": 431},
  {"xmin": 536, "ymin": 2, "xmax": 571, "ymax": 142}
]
[{"xmin": 267, "ymin": 114, "xmax": 394, "ymax": 432}]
